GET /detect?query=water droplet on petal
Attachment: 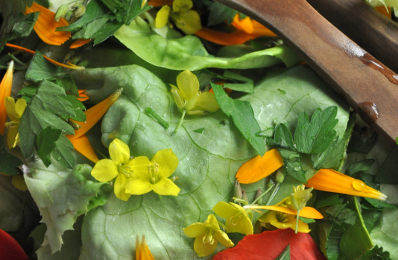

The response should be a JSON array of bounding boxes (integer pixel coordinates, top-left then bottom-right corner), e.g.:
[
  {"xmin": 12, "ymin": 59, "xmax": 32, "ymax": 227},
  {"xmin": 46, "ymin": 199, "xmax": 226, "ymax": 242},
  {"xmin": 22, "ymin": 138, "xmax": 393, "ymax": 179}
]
[{"xmin": 352, "ymin": 179, "xmax": 366, "ymax": 191}]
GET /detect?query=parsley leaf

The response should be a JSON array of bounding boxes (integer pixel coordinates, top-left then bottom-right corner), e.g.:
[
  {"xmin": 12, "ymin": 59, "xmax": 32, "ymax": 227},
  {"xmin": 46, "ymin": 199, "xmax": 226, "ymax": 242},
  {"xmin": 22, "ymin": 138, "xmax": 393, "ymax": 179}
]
[
  {"xmin": 211, "ymin": 82, "xmax": 265, "ymax": 156},
  {"xmin": 25, "ymin": 51, "xmax": 65, "ymax": 82},
  {"xmin": 0, "ymin": 136, "xmax": 23, "ymax": 176},
  {"xmin": 294, "ymin": 106, "xmax": 338, "ymax": 154}
]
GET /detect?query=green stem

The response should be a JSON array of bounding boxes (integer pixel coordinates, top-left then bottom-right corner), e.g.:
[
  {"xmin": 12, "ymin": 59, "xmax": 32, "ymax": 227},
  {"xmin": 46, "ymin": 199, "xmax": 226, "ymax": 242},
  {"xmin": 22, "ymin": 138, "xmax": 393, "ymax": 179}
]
[
  {"xmin": 251, "ymin": 183, "xmax": 274, "ymax": 205},
  {"xmin": 8, "ymin": 53, "xmax": 25, "ymax": 66},
  {"xmin": 145, "ymin": 107, "xmax": 169, "ymax": 129},
  {"xmin": 295, "ymin": 209, "xmax": 300, "ymax": 234},
  {"xmin": 174, "ymin": 110, "xmax": 186, "ymax": 133},
  {"xmin": 265, "ymin": 183, "xmax": 280, "ymax": 206}
]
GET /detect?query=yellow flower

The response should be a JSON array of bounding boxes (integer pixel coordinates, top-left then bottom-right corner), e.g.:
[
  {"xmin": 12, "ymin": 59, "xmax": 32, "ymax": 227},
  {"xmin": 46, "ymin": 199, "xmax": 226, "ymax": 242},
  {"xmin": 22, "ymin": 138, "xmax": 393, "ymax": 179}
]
[
  {"xmin": 290, "ymin": 185, "xmax": 313, "ymax": 211},
  {"xmin": 125, "ymin": 149, "xmax": 180, "ymax": 196},
  {"xmin": 136, "ymin": 235, "xmax": 155, "ymax": 260},
  {"xmin": 212, "ymin": 202, "xmax": 253, "ymax": 235},
  {"xmin": 170, "ymin": 70, "xmax": 219, "ymax": 132},
  {"xmin": 155, "ymin": 0, "xmax": 201, "ymax": 34},
  {"xmin": 0, "ymin": 61, "xmax": 14, "ymax": 136},
  {"xmin": 91, "ymin": 138, "xmax": 151, "ymax": 201},
  {"xmin": 183, "ymin": 214, "xmax": 234, "ymax": 257},
  {"xmin": 259, "ymin": 210, "xmax": 310, "ymax": 233},
  {"xmin": 5, "ymin": 97, "xmax": 27, "ymax": 149}
]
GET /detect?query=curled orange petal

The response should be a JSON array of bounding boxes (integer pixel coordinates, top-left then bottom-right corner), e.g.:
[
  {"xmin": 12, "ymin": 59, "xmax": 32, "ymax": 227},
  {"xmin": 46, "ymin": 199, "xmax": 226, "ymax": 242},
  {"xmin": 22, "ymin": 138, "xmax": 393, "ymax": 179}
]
[
  {"xmin": 70, "ymin": 134, "xmax": 99, "ymax": 163},
  {"xmin": 25, "ymin": 2, "xmax": 71, "ymax": 45},
  {"xmin": 5, "ymin": 43, "xmax": 84, "ymax": 70},
  {"xmin": 136, "ymin": 235, "xmax": 155, "ymax": 260},
  {"xmin": 236, "ymin": 148, "xmax": 283, "ymax": 184},
  {"xmin": 77, "ymin": 90, "xmax": 89, "ymax": 102},
  {"xmin": 245, "ymin": 205, "xmax": 324, "ymax": 219},
  {"xmin": 70, "ymin": 39, "xmax": 92, "ymax": 49},
  {"xmin": 0, "ymin": 61, "xmax": 14, "ymax": 135},
  {"xmin": 306, "ymin": 169, "xmax": 387, "ymax": 201},
  {"xmin": 232, "ymin": 14, "xmax": 254, "ymax": 34},
  {"xmin": 67, "ymin": 89, "xmax": 122, "ymax": 141}
]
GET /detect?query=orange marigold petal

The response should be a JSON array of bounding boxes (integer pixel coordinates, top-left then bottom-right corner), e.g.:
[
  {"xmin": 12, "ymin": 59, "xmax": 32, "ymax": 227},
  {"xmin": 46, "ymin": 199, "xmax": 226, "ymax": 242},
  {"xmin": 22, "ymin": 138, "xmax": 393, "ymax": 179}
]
[
  {"xmin": 305, "ymin": 169, "xmax": 387, "ymax": 200},
  {"xmin": 0, "ymin": 61, "xmax": 14, "ymax": 135},
  {"xmin": 67, "ymin": 89, "xmax": 122, "ymax": 141},
  {"xmin": 77, "ymin": 90, "xmax": 89, "ymax": 101},
  {"xmin": 70, "ymin": 39, "xmax": 92, "ymax": 49},
  {"xmin": 232, "ymin": 14, "xmax": 254, "ymax": 34},
  {"xmin": 251, "ymin": 20, "xmax": 277, "ymax": 37},
  {"xmin": 71, "ymin": 134, "xmax": 99, "ymax": 163},
  {"xmin": 195, "ymin": 27, "xmax": 258, "ymax": 45},
  {"xmin": 236, "ymin": 148, "xmax": 283, "ymax": 184},
  {"xmin": 25, "ymin": 2, "xmax": 71, "ymax": 45},
  {"xmin": 246, "ymin": 205, "xmax": 324, "ymax": 219},
  {"xmin": 136, "ymin": 236, "xmax": 155, "ymax": 260}
]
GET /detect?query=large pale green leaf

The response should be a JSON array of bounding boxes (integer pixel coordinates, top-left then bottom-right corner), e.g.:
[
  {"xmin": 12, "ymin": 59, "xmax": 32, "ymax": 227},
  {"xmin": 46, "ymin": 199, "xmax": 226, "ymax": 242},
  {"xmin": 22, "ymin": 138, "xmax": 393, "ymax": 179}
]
[
  {"xmin": 24, "ymin": 161, "xmax": 105, "ymax": 253},
  {"xmin": 67, "ymin": 64, "xmax": 349, "ymax": 259},
  {"xmin": 113, "ymin": 16, "xmax": 302, "ymax": 71}
]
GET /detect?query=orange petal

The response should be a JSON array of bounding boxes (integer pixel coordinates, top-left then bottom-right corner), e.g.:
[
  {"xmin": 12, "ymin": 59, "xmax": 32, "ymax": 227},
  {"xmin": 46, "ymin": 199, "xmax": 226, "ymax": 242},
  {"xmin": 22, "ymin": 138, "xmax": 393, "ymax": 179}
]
[
  {"xmin": 67, "ymin": 89, "xmax": 122, "ymax": 141},
  {"xmin": 25, "ymin": 2, "xmax": 71, "ymax": 45},
  {"xmin": 70, "ymin": 134, "xmax": 99, "ymax": 163},
  {"xmin": 5, "ymin": 43, "xmax": 84, "ymax": 70},
  {"xmin": 0, "ymin": 61, "xmax": 14, "ymax": 135},
  {"xmin": 136, "ymin": 235, "xmax": 155, "ymax": 260},
  {"xmin": 251, "ymin": 20, "xmax": 277, "ymax": 37},
  {"xmin": 77, "ymin": 90, "xmax": 89, "ymax": 101},
  {"xmin": 305, "ymin": 169, "xmax": 387, "ymax": 200},
  {"xmin": 375, "ymin": 6, "xmax": 391, "ymax": 19},
  {"xmin": 245, "ymin": 205, "xmax": 324, "ymax": 219},
  {"xmin": 195, "ymin": 27, "xmax": 258, "ymax": 45},
  {"xmin": 232, "ymin": 14, "xmax": 254, "ymax": 34},
  {"xmin": 70, "ymin": 39, "xmax": 92, "ymax": 49},
  {"xmin": 236, "ymin": 148, "xmax": 283, "ymax": 184},
  {"xmin": 148, "ymin": 0, "xmax": 173, "ymax": 7}
]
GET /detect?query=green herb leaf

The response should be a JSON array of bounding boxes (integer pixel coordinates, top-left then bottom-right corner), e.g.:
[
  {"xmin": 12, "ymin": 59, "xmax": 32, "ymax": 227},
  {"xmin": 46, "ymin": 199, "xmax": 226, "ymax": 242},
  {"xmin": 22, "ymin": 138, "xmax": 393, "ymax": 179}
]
[
  {"xmin": 55, "ymin": 75, "xmax": 79, "ymax": 95},
  {"xmin": 64, "ymin": 95, "xmax": 86, "ymax": 122},
  {"xmin": 294, "ymin": 106, "xmax": 338, "ymax": 154},
  {"xmin": 222, "ymin": 70, "xmax": 254, "ymax": 93},
  {"xmin": 275, "ymin": 245, "xmax": 291, "ymax": 260},
  {"xmin": 25, "ymin": 51, "xmax": 65, "ymax": 82},
  {"xmin": 19, "ymin": 80, "xmax": 76, "ymax": 159},
  {"xmin": 273, "ymin": 123, "xmax": 295, "ymax": 150},
  {"xmin": 315, "ymin": 191, "xmax": 340, "ymax": 209},
  {"xmin": 0, "ymin": 135, "xmax": 22, "ymax": 176},
  {"xmin": 206, "ymin": 2, "xmax": 238, "ymax": 26},
  {"xmin": 346, "ymin": 159, "xmax": 375, "ymax": 176},
  {"xmin": 375, "ymin": 144, "xmax": 398, "ymax": 184},
  {"xmin": 360, "ymin": 245, "xmax": 391, "ymax": 260},
  {"xmin": 18, "ymin": 85, "xmax": 38, "ymax": 102},
  {"xmin": 50, "ymin": 135, "xmax": 75, "ymax": 169},
  {"xmin": 299, "ymin": 217, "xmax": 316, "ymax": 224},
  {"xmin": 36, "ymin": 127, "xmax": 62, "ymax": 167},
  {"xmin": 277, "ymin": 148, "xmax": 306, "ymax": 183},
  {"xmin": 212, "ymin": 82, "xmax": 265, "ymax": 156},
  {"xmin": 193, "ymin": 128, "xmax": 205, "ymax": 133}
]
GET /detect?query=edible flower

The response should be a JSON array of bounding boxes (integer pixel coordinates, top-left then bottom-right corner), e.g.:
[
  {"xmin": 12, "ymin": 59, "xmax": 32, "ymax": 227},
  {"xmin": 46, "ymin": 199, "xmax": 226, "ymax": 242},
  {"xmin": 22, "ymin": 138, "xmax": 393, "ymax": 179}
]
[
  {"xmin": 170, "ymin": 70, "xmax": 219, "ymax": 132},
  {"xmin": 25, "ymin": 2, "xmax": 71, "ymax": 45},
  {"xmin": 136, "ymin": 235, "xmax": 155, "ymax": 260},
  {"xmin": 91, "ymin": 138, "xmax": 151, "ymax": 201},
  {"xmin": 125, "ymin": 149, "xmax": 180, "ymax": 196},
  {"xmin": 183, "ymin": 214, "xmax": 234, "ymax": 257},
  {"xmin": 305, "ymin": 168, "xmax": 387, "ymax": 200},
  {"xmin": 259, "ymin": 210, "xmax": 310, "ymax": 233},
  {"xmin": 70, "ymin": 135, "xmax": 99, "ymax": 163},
  {"xmin": 155, "ymin": 0, "xmax": 201, "ymax": 34},
  {"xmin": 0, "ymin": 61, "xmax": 14, "ymax": 135},
  {"xmin": 77, "ymin": 89, "xmax": 89, "ymax": 101},
  {"xmin": 4, "ymin": 97, "xmax": 27, "ymax": 149},
  {"xmin": 212, "ymin": 202, "xmax": 253, "ymax": 235},
  {"xmin": 235, "ymin": 148, "xmax": 283, "ymax": 184}
]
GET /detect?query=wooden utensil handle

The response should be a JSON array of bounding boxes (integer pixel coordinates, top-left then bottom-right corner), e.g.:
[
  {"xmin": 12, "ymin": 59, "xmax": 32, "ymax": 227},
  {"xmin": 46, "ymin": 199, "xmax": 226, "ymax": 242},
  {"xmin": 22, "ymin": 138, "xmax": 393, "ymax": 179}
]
[
  {"xmin": 216, "ymin": 0, "xmax": 398, "ymax": 146},
  {"xmin": 308, "ymin": 0, "xmax": 398, "ymax": 74}
]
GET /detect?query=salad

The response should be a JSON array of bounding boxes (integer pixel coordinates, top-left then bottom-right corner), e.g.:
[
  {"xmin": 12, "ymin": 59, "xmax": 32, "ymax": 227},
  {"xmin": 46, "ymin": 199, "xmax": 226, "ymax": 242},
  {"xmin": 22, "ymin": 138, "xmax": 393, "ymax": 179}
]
[{"xmin": 0, "ymin": 0, "xmax": 397, "ymax": 259}]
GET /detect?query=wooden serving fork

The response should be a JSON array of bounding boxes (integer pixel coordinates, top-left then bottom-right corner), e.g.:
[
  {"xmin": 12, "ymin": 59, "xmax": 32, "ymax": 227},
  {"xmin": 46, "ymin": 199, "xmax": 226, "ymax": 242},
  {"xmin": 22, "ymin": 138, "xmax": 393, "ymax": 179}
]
[{"xmin": 216, "ymin": 0, "xmax": 398, "ymax": 146}]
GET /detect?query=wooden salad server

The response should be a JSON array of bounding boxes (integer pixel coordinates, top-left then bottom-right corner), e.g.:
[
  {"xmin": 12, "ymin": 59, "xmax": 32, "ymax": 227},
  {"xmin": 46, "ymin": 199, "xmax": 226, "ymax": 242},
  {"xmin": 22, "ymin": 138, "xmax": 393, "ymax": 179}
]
[{"xmin": 215, "ymin": 0, "xmax": 398, "ymax": 146}]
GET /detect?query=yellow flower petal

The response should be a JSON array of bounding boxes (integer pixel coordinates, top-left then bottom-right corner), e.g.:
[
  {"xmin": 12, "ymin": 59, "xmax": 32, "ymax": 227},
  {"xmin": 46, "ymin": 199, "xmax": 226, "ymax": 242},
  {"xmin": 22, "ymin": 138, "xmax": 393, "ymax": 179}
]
[
  {"xmin": 14, "ymin": 98, "xmax": 27, "ymax": 118},
  {"xmin": 127, "ymin": 156, "xmax": 152, "ymax": 177},
  {"xmin": 70, "ymin": 135, "xmax": 99, "ymax": 163},
  {"xmin": 136, "ymin": 236, "xmax": 155, "ymax": 260},
  {"xmin": 171, "ymin": 10, "xmax": 202, "ymax": 35},
  {"xmin": 232, "ymin": 14, "xmax": 254, "ymax": 34},
  {"xmin": 188, "ymin": 92, "xmax": 219, "ymax": 115},
  {"xmin": 170, "ymin": 84, "xmax": 185, "ymax": 110},
  {"xmin": 70, "ymin": 39, "xmax": 92, "ymax": 49},
  {"xmin": 236, "ymin": 148, "xmax": 283, "ymax": 184},
  {"xmin": 214, "ymin": 230, "xmax": 234, "ymax": 247},
  {"xmin": 6, "ymin": 128, "xmax": 19, "ymax": 149},
  {"xmin": 151, "ymin": 149, "xmax": 178, "ymax": 178},
  {"xmin": 152, "ymin": 177, "xmax": 180, "ymax": 196},
  {"xmin": 306, "ymin": 169, "xmax": 387, "ymax": 200},
  {"xmin": 114, "ymin": 174, "xmax": 132, "ymax": 201},
  {"xmin": 246, "ymin": 205, "xmax": 324, "ymax": 219},
  {"xmin": 155, "ymin": 5, "xmax": 171, "ymax": 28},
  {"xmin": 261, "ymin": 211, "xmax": 310, "ymax": 233},
  {"xmin": 183, "ymin": 223, "xmax": 207, "ymax": 238},
  {"xmin": 213, "ymin": 202, "xmax": 253, "ymax": 235},
  {"xmin": 12, "ymin": 175, "xmax": 28, "ymax": 192},
  {"xmin": 25, "ymin": 2, "xmax": 71, "ymax": 45},
  {"xmin": 172, "ymin": 0, "xmax": 193, "ymax": 13},
  {"xmin": 5, "ymin": 97, "xmax": 18, "ymax": 122},
  {"xmin": 109, "ymin": 138, "xmax": 130, "ymax": 165},
  {"xmin": 125, "ymin": 178, "xmax": 152, "ymax": 195},
  {"xmin": 194, "ymin": 232, "xmax": 218, "ymax": 258},
  {"xmin": 176, "ymin": 70, "xmax": 199, "ymax": 101},
  {"xmin": 0, "ymin": 61, "xmax": 14, "ymax": 135},
  {"xmin": 91, "ymin": 159, "xmax": 119, "ymax": 182}
]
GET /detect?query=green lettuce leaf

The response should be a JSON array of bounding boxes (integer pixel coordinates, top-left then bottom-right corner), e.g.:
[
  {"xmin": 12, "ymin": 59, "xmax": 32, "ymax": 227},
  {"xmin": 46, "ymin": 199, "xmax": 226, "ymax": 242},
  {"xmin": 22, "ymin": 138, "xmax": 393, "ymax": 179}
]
[
  {"xmin": 24, "ymin": 162, "xmax": 105, "ymax": 253},
  {"xmin": 66, "ymin": 64, "xmax": 349, "ymax": 259},
  {"xmin": 113, "ymin": 16, "xmax": 302, "ymax": 71}
]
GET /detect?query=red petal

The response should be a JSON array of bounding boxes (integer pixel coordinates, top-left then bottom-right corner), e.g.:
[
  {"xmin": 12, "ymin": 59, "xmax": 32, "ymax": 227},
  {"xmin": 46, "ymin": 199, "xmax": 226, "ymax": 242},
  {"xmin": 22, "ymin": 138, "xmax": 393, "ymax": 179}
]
[
  {"xmin": 213, "ymin": 229, "xmax": 326, "ymax": 260},
  {"xmin": 0, "ymin": 229, "xmax": 29, "ymax": 260}
]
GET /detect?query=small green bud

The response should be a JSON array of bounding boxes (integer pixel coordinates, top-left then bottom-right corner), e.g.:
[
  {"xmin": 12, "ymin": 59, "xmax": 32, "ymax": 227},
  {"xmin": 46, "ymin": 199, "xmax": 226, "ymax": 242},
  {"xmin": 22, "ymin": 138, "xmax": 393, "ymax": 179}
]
[
  {"xmin": 268, "ymin": 178, "xmax": 275, "ymax": 189},
  {"xmin": 242, "ymin": 190, "xmax": 248, "ymax": 203},
  {"xmin": 55, "ymin": 4, "xmax": 69, "ymax": 22},
  {"xmin": 73, "ymin": 3, "xmax": 86, "ymax": 18},
  {"xmin": 234, "ymin": 180, "xmax": 243, "ymax": 199},
  {"xmin": 254, "ymin": 188, "xmax": 263, "ymax": 204},
  {"xmin": 64, "ymin": 10, "xmax": 74, "ymax": 21},
  {"xmin": 275, "ymin": 169, "xmax": 285, "ymax": 184}
]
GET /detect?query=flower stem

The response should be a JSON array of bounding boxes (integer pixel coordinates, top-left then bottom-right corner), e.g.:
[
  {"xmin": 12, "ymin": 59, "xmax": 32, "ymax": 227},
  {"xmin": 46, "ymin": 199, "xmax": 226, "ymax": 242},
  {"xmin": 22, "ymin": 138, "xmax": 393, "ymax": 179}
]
[
  {"xmin": 174, "ymin": 110, "xmax": 186, "ymax": 133},
  {"xmin": 145, "ymin": 107, "xmax": 169, "ymax": 129},
  {"xmin": 251, "ymin": 183, "xmax": 274, "ymax": 205},
  {"xmin": 265, "ymin": 183, "xmax": 280, "ymax": 206},
  {"xmin": 295, "ymin": 209, "xmax": 300, "ymax": 234}
]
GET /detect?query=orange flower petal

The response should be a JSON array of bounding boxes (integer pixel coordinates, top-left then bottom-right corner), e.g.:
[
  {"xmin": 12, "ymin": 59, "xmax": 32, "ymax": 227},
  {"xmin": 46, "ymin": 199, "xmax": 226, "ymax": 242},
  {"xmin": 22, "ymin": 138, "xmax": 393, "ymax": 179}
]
[
  {"xmin": 25, "ymin": 2, "xmax": 71, "ymax": 45},
  {"xmin": 5, "ymin": 43, "xmax": 84, "ymax": 70},
  {"xmin": 70, "ymin": 39, "xmax": 92, "ymax": 49},
  {"xmin": 375, "ymin": 6, "xmax": 391, "ymax": 19},
  {"xmin": 251, "ymin": 20, "xmax": 277, "ymax": 37},
  {"xmin": 305, "ymin": 169, "xmax": 387, "ymax": 200},
  {"xmin": 67, "ymin": 89, "xmax": 122, "ymax": 141},
  {"xmin": 136, "ymin": 235, "xmax": 155, "ymax": 260},
  {"xmin": 148, "ymin": 0, "xmax": 173, "ymax": 7},
  {"xmin": 232, "ymin": 14, "xmax": 254, "ymax": 34},
  {"xmin": 195, "ymin": 27, "xmax": 258, "ymax": 45},
  {"xmin": 236, "ymin": 148, "xmax": 283, "ymax": 184},
  {"xmin": 0, "ymin": 61, "xmax": 14, "ymax": 135},
  {"xmin": 245, "ymin": 205, "xmax": 324, "ymax": 219},
  {"xmin": 70, "ymin": 134, "xmax": 99, "ymax": 163},
  {"xmin": 77, "ymin": 90, "xmax": 89, "ymax": 101}
]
